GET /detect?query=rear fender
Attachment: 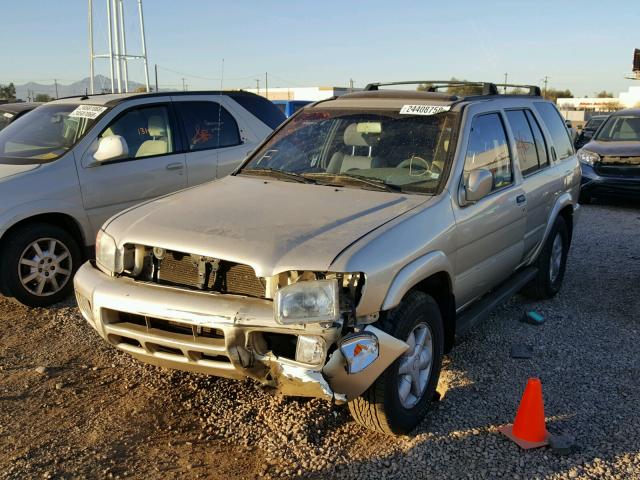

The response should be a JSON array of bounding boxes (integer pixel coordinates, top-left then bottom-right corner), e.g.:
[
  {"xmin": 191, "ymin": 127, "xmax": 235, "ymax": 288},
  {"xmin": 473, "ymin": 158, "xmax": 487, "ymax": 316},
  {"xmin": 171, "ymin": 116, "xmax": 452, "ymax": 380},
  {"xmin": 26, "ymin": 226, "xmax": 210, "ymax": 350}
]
[{"xmin": 526, "ymin": 192, "xmax": 575, "ymax": 265}]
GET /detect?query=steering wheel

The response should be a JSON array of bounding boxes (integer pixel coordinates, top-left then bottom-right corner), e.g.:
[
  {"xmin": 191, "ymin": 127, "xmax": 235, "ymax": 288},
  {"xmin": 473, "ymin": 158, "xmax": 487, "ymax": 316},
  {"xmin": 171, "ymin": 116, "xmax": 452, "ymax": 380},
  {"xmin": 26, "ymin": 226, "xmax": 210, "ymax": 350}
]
[{"xmin": 396, "ymin": 155, "xmax": 431, "ymax": 171}]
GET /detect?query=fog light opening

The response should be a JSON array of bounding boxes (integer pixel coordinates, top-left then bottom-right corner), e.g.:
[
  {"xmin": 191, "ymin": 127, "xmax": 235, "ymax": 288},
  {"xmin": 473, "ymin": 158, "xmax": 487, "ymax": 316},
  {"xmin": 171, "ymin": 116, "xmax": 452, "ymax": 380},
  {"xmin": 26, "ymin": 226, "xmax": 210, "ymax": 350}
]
[{"xmin": 295, "ymin": 335, "xmax": 326, "ymax": 365}]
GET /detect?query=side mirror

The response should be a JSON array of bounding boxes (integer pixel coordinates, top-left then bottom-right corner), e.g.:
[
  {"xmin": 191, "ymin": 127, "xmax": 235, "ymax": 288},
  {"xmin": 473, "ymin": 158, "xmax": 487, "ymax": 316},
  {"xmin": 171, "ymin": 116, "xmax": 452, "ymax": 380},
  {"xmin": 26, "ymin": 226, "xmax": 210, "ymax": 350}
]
[
  {"xmin": 464, "ymin": 169, "xmax": 493, "ymax": 203},
  {"xmin": 93, "ymin": 135, "xmax": 129, "ymax": 162}
]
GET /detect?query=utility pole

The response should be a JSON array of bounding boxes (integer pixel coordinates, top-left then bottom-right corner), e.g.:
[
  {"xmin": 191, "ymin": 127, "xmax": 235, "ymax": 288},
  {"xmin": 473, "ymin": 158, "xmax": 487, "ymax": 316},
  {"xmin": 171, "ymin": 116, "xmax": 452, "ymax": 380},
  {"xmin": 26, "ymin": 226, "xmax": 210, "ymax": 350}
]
[
  {"xmin": 542, "ymin": 76, "xmax": 549, "ymax": 98},
  {"xmin": 503, "ymin": 73, "xmax": 508, "ymax": 93},
  {"xmin": 154, "ymin": 64, "xmax": 158, "ymax": 92},
  {"xmin": 349, "ymin": 78, "xmax": 354, "ymax": 92},
  {"xmin": 54, "ymin": 79, "xmax": 59, "ymax": 99},
  {"xmin": 265, "ymin": 72, "xmax": 268, "ymax": 99},
  {"xmin": 106, "ymin": 0, "xmax": 115, "ymax": 93},
  {"xmin": 118, "ymin": 0, "xmax": 129, "ymax": 92},
  {"xmin": 255, "ymin": 78, "xmax": 260, "ymax": 95},
  {"xmin": 88, "ymin": 0, "xmax": 94, "ymax": 94},
  {"xmin": 182, "ymin": 78, "xmax": 186, "ymax": 91}
]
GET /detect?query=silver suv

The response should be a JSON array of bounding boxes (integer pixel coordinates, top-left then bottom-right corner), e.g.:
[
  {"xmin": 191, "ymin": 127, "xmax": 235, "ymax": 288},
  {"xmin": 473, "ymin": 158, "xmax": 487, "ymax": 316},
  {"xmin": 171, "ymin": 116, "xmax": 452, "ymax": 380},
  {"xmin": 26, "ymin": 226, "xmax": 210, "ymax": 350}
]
[
  {"xmin": 0, "ymin": 91, "xmax": 283, "ymax": 306},
  {"xmin": 74, "ymin": 81, "xmax": 581, "ymax": 434}
]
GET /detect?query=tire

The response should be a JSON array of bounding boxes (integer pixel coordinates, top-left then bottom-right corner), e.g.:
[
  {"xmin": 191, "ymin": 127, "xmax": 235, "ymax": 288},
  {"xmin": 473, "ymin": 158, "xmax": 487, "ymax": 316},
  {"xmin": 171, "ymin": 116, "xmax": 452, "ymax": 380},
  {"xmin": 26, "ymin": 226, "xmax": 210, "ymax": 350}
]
[
  {"xmin": 348, "ymin": 291, "xmax": 444, "ymax": 435},
  {"xmin": 523, "ymin": 216, "xmax": 569, "ymax": 300},
  {"xmin": 0, "ymin": 223, "xmax": 82, "ymax": 307}
]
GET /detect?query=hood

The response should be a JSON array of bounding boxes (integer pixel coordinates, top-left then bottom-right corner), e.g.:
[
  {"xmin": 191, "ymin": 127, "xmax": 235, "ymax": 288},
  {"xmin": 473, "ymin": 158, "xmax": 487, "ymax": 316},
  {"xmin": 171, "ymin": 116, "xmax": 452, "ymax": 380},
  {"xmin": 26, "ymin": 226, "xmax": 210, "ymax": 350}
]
[
  {"xmin": 0, "ymin": 162, "xmax": 39, "ymax": 180},
  {"xmin": 106, "ymin": 175, "xmax": 427, "ymax": 277},
  {"xmin": 582, "ymin": 140, "xmax": 640, "ymax": 157}
]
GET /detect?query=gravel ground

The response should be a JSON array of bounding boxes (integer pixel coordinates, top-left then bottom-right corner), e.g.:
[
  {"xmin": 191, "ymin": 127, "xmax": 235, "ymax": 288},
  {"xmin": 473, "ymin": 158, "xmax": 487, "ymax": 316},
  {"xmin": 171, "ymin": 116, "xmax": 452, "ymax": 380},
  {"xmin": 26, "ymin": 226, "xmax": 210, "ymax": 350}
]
[{"xmin": 1, "ymin": 201, "xmax": 639, "ymax": 479}]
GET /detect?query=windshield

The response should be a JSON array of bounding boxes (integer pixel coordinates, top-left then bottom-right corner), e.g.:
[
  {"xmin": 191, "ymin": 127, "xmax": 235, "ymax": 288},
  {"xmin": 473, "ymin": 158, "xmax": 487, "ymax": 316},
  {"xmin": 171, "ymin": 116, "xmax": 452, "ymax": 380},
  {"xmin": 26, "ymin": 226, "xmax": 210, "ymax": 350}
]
[
  {"xmin": 585, "ymin": 117, "xmax": 605, "ymax": 130},
  {"xmin": 0, "ymin": 103, "xmax": 106, "ymax": 163},
  {"xmin": 595, "ymin": 115, "xmax": 640, "ymax": 142},
  {"xmin": 239, "ymin": 108, "xmax": 459, "ymax": 194}
]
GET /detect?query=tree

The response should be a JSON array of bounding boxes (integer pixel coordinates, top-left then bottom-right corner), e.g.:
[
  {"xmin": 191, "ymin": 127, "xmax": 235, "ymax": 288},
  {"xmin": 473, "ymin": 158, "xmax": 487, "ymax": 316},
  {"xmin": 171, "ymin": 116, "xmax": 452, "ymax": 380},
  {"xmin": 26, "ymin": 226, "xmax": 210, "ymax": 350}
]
[
  {"xmin": 34, "ymin": 93, "xmax": 53, "ymax": 102},
  {"xmin": 596, "ymin": 91, "xmax": 613, "ymax": 98},
  {"xmin": 0, "ymin": 83, "xmax": 16, "ymax": 101},
  {"xmin": 543, "ymin": 88, "xmax": 573, "ymax": 102}
]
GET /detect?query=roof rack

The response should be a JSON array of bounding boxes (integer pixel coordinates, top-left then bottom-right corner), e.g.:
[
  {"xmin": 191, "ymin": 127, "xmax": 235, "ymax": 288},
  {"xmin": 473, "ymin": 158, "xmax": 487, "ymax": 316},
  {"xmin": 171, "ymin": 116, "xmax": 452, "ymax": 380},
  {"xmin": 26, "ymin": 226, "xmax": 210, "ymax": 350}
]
[{"xmin": 363, "ymin": 80, "xmax": 541, "ymax": 97}]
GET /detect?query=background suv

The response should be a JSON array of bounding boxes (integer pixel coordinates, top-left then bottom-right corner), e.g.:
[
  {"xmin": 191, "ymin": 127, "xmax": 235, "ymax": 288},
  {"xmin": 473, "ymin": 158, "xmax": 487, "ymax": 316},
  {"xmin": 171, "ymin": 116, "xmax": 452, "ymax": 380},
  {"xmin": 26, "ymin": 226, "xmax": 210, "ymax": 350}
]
[
  {"xmin": 74, "ymin": 81, "xmax": 580, "ymax": 434},
  {"xmin": 0, "ymin": 90, "xmax": 284, "ymax": 306},
  {"xmin": 577, "ymin": 108, "xmax": 640, "ymax": 202}
]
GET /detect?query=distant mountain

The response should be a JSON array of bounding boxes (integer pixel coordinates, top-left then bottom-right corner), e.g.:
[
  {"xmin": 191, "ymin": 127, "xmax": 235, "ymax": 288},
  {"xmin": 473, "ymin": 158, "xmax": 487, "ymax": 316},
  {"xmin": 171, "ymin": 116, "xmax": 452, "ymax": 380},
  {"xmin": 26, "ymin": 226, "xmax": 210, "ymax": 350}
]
[{"xmin": 15, "ymin": 75, "xmax": 146, "ymax": 100}]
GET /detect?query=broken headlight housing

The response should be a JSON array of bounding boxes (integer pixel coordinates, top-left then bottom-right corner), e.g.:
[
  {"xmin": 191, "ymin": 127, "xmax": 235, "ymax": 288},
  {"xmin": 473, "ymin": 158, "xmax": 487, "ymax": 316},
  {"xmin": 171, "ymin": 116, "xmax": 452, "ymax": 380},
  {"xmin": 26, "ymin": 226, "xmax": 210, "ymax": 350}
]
[
  {"xmin": 95, "ymin": 229, "xmax": 123, "ymax": 275},
  {"xmin": 274, "ymin": 279, "xmax": 339, "ymax": 325}
]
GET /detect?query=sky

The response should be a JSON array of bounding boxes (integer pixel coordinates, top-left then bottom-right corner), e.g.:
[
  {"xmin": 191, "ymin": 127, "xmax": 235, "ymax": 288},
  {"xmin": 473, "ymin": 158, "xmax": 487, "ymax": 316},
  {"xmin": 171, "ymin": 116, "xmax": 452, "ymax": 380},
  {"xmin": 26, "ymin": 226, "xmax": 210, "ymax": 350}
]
[{"xmin": 1, "ymin": 0, "xmax": 639, "ymax": 96}]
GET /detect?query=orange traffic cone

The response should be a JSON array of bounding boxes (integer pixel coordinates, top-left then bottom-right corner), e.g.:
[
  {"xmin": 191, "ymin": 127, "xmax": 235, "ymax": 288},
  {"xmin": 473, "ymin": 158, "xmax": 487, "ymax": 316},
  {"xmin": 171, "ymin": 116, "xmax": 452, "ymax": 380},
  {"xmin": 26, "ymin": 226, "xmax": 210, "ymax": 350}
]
[{"xmin": 499, "ymin": 377, "xmax": 550, "ymax": 449}]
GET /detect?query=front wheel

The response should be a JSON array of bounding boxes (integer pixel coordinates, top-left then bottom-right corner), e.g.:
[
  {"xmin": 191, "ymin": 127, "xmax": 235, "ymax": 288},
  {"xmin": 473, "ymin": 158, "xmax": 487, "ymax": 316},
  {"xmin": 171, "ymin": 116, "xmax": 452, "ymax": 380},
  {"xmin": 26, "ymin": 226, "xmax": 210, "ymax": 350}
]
[
  {"xmin": 348, "ymin": 291, "xmax": 444, "ymax": 435},
  {"xmin": 0, "ymin": 223, "xmax": 81, "ymax": 307}
]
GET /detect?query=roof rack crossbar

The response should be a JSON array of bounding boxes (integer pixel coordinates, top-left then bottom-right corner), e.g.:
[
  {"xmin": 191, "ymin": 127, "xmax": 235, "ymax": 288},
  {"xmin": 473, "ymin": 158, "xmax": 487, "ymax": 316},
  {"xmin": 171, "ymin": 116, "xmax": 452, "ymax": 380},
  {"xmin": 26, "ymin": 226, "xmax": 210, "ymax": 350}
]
[{"xmin": 493, "ymin": 84, "xmax": 542, "ymax": 96}]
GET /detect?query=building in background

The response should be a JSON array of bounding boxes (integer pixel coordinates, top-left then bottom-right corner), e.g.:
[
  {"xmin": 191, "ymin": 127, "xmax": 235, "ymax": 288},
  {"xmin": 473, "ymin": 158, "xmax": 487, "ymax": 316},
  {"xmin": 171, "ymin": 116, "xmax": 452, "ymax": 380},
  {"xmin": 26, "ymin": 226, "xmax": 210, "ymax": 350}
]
[
  {"xmin": 557, "ymin": 86, "xmax": 640, "ymax": 112},
  {"xmin": 246, "ymin": 86, "xmax": 358, "ymax": 102},
  {"xmin": 556, "ymin": 85, "xmax": 640, "ymax": 127}
]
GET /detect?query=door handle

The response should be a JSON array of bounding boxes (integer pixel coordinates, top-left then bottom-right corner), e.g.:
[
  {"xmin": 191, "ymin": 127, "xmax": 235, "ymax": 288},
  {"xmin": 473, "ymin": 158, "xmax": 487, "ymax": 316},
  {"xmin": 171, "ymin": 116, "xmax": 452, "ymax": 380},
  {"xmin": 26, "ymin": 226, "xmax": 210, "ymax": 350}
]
[
  {"xmin": 166, "ymin": 162, "xmax": 184, "ymax": 171},
  {"xmin": 516, "ymin": 194, "xmax": 526, "ymax": 205}
]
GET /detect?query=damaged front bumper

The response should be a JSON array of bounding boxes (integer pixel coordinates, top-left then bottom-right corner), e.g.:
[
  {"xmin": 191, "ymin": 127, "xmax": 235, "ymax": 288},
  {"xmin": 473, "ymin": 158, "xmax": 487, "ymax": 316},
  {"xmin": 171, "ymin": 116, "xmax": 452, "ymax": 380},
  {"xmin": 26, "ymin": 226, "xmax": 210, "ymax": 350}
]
[{"xmin": 73, "ymin": 262, "xmax": 408, "ymax": 403}]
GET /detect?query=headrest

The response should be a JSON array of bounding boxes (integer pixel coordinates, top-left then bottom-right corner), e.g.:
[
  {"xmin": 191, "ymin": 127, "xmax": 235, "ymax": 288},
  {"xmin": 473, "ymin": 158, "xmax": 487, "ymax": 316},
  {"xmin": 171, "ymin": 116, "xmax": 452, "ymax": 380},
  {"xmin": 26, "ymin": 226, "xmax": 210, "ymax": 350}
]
[
  {"xmin": 343, "ymin": 123, "xmax": 380, "ymax": 147},
  {"xmin": 148, "ymin": 115, "xmax": 167, "ymax": 137}
]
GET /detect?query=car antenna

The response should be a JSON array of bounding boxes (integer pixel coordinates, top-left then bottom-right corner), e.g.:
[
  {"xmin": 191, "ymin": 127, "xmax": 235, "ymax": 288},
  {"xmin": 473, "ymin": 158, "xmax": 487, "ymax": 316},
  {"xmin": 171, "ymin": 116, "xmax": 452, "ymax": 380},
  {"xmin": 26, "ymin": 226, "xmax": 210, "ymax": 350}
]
[
  {"xmin": 217, "ymin": 58, "xmax": 224, "ymax": 148},
  {"xmin": 80, "ymin": 88, "xmax": 89, "ymax": 100}
]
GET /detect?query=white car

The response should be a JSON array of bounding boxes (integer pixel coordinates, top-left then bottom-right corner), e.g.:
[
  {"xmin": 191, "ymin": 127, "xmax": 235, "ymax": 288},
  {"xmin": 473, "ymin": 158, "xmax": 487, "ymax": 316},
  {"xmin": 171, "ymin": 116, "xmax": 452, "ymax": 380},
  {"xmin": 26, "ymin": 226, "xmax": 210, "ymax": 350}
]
[{"xmin": 0, "ymin": 91, "xmax": 284, "ymax": 307}]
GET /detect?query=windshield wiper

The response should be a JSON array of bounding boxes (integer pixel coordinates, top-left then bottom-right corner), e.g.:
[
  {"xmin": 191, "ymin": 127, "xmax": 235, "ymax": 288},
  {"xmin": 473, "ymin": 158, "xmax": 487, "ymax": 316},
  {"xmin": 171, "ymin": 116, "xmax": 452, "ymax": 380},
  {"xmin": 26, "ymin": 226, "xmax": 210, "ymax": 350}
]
[
  {"xmin": 239, "ymin": 168, "xmax": 316, "ymax": 184},
  {"xmin": 303, "ymin": 172, "xmax": 401, "ymax": 192}
]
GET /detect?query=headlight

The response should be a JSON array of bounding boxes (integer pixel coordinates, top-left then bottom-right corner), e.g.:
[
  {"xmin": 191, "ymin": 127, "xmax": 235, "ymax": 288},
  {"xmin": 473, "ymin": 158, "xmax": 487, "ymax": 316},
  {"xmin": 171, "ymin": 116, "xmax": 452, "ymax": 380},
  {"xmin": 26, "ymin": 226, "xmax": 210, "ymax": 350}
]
[
  {"xmin": 95, "ymin": 229, "xmax": 122, "ymax": 275},
  {"xmin": 577, "ymin": 149, "xmax": 600, "ymax": 166},
  {"xmin": 274, "ymin": 279, "xmax": 339, "ymax": 325}
]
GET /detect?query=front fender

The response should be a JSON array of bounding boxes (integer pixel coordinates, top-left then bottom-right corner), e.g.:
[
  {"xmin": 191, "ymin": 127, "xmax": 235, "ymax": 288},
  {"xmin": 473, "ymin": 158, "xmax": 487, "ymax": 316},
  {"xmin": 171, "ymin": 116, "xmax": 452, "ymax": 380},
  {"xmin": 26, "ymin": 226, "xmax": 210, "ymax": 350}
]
[
  {"xmin": 0, "ymin": 200, "xmax": 91, "ymax": 245},
  {"xmin": 381, "ymin": 251, "xmax": 453, "ymax": 311}
]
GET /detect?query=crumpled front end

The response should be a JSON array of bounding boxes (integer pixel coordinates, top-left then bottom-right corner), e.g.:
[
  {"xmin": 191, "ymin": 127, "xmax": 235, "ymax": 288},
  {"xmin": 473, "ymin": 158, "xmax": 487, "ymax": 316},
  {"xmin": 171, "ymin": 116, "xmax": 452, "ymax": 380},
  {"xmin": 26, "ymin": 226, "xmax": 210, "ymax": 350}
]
[{"xmin": 74, "ymin": 258, "xmax": 408, "ymax": 403}]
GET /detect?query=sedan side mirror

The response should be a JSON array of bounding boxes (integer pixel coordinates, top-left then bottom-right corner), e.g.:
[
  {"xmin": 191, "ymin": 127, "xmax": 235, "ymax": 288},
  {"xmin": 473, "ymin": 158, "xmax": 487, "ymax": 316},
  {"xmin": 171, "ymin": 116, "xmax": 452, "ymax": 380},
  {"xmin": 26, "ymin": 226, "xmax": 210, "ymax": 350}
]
[
  {"xmin": 93, "ymin": 135, "xmax": 129, "ymax": 163},
  {"xmin": 464, "ymin": 169, "xmax": 493, "ymax": 203}
]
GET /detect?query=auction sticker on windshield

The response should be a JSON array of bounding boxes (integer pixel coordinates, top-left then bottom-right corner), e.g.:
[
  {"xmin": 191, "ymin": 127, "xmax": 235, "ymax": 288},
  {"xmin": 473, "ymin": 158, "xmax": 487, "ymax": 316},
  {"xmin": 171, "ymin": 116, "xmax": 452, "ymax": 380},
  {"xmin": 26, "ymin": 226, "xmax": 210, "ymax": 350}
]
[
  {"xmin": 400, "ymin": 105, "xmax": 451, "ymax": 116},
  {"xmin": 69, "ymin": 105, "xmax": 108, "ymax": 120}
]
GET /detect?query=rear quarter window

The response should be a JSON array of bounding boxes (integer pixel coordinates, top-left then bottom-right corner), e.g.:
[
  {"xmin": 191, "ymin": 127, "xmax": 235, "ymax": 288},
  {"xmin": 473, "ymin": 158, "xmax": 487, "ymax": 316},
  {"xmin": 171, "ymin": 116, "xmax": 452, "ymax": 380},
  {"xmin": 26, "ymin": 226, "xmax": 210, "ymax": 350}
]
[
  {"xmin": 228, "ymin": 94, "xmax": 286, "ymax": 130},
  {"xmin": 533, "ymin": 102, "xmax": 574, "ymax": 160}
]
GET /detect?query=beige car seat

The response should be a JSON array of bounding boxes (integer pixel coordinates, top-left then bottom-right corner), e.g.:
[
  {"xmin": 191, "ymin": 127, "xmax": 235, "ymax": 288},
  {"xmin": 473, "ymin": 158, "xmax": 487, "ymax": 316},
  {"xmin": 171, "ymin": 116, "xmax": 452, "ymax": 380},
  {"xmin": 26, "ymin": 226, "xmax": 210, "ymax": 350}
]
[
  {"xmin": 327, "ymin": 123, "xmax": 380, "ymax": 173},
  {"xmin": 136, "ymin": 115, "xmax": 169, "ymax": 158}
]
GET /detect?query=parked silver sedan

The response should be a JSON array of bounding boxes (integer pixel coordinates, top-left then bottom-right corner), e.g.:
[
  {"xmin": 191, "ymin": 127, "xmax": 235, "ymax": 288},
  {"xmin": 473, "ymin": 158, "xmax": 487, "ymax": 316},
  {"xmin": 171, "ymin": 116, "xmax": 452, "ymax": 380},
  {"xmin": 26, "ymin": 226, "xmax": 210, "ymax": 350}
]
[{"xmin": 0, "ymin": 91, "xmax": 283, "ymax": 306}]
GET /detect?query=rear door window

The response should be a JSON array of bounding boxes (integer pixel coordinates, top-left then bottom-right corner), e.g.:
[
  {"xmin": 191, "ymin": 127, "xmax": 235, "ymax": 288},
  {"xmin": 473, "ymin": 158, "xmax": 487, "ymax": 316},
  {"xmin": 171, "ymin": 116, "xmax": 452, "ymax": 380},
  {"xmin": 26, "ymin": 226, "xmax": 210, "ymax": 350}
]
[
  {"xmin": 464, "ymin": 113, "xmax": 512, "ymax": 191},
  {"xmin": 526, "ymin": 110, "xmax": 549, "ymax": 169},
  {"xmin": 506, "ymin": 110, "xmax": 538, "ymax": 176},
  {"xmin": 175, "ymin": 101, "xmax": 241, "ymax": 151},
  {"xmin": 533, "ymin": 102, "xmax": 574, "ymax": 160}
]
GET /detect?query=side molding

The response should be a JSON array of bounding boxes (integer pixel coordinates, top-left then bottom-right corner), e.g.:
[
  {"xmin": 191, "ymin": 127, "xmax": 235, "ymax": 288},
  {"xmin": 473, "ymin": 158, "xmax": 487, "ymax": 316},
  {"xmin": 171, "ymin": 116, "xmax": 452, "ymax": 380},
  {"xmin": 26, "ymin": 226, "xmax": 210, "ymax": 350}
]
[{"xmin": 381, "ymin": 251, "xmax": 453, "ymax": 311}]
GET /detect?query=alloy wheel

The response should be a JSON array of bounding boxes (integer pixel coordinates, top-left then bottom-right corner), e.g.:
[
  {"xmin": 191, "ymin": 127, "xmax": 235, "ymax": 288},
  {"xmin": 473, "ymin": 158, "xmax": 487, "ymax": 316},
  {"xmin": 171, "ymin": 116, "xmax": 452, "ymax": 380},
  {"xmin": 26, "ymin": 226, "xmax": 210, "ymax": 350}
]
[
  {"xmin": 18, "ymin": 238, "xmax": 72, "ymax": 297},
  {"xmin": 397, "ymin": 322, "xmax": 434, "ymax": 409}
]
